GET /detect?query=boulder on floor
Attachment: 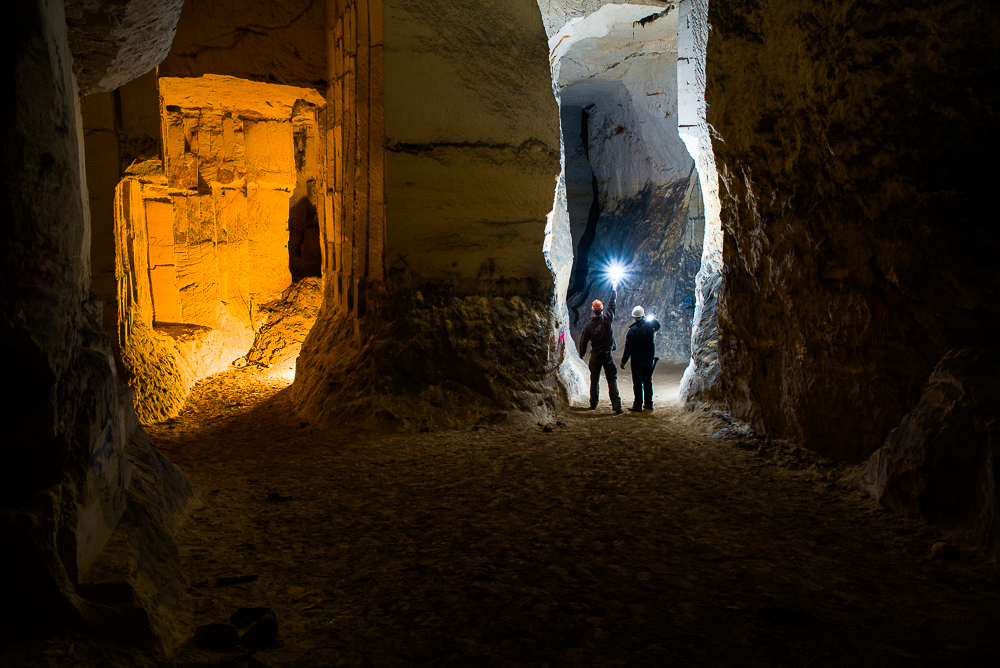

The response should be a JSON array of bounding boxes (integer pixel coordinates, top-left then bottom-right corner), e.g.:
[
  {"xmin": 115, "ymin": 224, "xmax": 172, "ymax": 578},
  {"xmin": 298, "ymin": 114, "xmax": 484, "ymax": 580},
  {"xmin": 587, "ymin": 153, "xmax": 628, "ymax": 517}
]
[{"xmin": 860, "ymin": 348, "xmax": 1000, "ymax": 557}]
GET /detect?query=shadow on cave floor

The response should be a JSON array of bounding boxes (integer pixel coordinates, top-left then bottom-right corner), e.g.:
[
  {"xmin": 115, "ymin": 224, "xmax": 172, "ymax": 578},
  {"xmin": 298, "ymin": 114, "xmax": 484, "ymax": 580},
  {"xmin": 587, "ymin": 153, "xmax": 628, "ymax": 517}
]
[{"xmin": 13, "ymin": 366, "xmax": 1000, "ymax": 667}]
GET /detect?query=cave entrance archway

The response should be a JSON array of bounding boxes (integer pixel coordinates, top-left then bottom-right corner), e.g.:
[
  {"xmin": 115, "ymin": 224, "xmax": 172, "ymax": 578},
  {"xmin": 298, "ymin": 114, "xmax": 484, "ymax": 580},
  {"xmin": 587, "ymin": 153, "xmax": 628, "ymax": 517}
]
[
  {"xmin": 111, "ymin": 75, "xmax": 327, "ymax": 423},
  {"xmin": 543, "ymin": 3, "xmax": 713, "ymax": 405}
]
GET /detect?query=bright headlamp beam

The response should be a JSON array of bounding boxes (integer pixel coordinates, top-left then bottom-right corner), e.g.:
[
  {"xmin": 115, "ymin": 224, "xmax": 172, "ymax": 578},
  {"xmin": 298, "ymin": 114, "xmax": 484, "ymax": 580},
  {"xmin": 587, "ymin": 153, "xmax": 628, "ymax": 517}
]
[{"xmin": 606, "ymin": 261, "xmax": 627, "ymax": 287}]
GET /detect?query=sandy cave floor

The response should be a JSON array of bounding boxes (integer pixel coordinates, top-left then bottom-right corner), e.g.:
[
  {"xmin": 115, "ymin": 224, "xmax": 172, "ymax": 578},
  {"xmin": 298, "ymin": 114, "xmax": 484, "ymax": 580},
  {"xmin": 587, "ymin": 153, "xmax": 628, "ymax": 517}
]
[{"xmin": 10, "ymin": 365, "xmax": 1000, "ymax": 667}]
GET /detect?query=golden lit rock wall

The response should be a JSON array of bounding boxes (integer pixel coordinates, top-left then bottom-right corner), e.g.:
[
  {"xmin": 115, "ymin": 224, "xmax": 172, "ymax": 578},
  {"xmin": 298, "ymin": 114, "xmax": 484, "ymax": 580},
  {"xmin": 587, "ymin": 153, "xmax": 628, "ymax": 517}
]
[
  {"xmin": 322, "ymin": 0, "xmax": 387, "ymax": 320},
  {"xmin": 116, "ymin": 76, "xmax": 324, "ymax": 422},
  {"xmin": 706, "ymin": 0, "xmax": 1000, "ymax": 462}
]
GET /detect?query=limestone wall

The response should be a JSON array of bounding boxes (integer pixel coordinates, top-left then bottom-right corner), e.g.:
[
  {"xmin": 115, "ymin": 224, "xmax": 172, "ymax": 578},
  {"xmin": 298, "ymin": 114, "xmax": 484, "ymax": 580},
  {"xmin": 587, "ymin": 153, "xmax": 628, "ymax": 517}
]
[
  {"xmin": 116, "ymin": 76, "xmax": 324, "ymax": 422},
  {"xmin": 538, "ymin": 0, "xmax": 667, "ymax": 38},
  {"xmin": 382, "ymin": 0, "xmax": 561, "ymax": 287},
  {"xmin": 545, "ymin": 4, "xmax": 701, "ymax": 371},
  {"xmin": 81, "ymin": 92, "xmax": 123, "ymax": 338},
  {"xmin": 294, "ymin": 0, "xmax": 564, "ymax": 428},
  {"xmin": 1, "ymin": 0, "xmax": 190, "ymax": 639},
  {"xmin": 82, "ymin": 69, "xmax": 161, "ymax": 355},
  {"xmin": 705, "ymin": 0, "xmax": 1000, "ymax": 462},
  {"xmin": 677, "ymin": 0, "xmax": 723, "ymax": 408},
  {"xmin": 319, "ymin": 0, "xmax": 387, "ymax": 322},
  {"xmin": 159, "ymin": 0, "xmax": 326, "ymax": 89}
]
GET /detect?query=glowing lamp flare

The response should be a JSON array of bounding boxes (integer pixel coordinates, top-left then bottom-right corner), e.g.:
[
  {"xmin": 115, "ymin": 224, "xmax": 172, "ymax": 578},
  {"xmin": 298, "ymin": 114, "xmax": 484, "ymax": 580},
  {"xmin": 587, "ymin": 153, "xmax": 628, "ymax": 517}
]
[{"xmin": 606, "ymin": 261, "xmax": 628, "ymax": 288}]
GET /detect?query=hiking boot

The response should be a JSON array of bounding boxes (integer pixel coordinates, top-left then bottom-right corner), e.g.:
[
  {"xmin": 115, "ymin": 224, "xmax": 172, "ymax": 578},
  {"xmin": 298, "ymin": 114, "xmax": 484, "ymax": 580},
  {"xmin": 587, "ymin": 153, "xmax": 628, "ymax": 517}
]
[
  {"xmin": 644, "ymin": 405, "xmax": 653, "ymax": 411},
  {"xmin": 589, "ymin": 403, "xmax": 598, "ymax": 410},
  {"xmin": 628, "ymin": 406, "xmax": 642, "ymax": 412},
  {"xmin": 612, "ymin": 406, "xmax": 624, "ymax": 414}
]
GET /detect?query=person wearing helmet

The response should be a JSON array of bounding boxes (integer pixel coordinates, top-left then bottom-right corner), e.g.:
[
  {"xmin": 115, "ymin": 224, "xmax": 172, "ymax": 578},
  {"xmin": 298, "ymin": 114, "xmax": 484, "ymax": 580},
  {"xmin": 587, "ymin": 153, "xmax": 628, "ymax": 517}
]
[
  {"xmin": 620, "ymin": 305, "xmax": 660, "ymax": 411},
  {"xmin": 579, "ymin": 287, "xmax": 623, "ymax": 413}
]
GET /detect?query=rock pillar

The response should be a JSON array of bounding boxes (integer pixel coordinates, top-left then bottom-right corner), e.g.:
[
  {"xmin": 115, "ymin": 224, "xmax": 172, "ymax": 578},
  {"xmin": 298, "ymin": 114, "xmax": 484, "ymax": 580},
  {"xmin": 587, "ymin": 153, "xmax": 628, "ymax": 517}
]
[{"xmin": 293, "ymin": 0, "xmax": 563, "ymax": 429}]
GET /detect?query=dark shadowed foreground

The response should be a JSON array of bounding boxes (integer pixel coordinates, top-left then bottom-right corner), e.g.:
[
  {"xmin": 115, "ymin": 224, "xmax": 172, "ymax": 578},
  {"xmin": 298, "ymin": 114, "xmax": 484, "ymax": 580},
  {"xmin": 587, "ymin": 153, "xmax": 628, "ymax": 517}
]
[{"xmin": 4, "ymin": 366, "xmax": 998, "ymax": 667}]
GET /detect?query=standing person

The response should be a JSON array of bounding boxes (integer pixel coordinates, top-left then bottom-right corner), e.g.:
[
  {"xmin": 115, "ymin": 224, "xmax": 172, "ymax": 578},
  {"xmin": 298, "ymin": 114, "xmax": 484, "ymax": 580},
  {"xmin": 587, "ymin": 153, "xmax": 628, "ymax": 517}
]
[
  {"xmin": 579, "ymin": 287, "xmax": 623, "ymax": 413},
  {"xmin": 620, "ymin": 305, "xmax": 660, "ymax": 411}
]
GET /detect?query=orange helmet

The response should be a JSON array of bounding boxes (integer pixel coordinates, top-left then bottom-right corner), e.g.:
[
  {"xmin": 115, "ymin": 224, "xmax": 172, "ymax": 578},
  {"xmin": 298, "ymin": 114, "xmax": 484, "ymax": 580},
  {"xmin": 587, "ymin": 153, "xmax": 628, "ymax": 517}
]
[{"xmin": 592, "ymin": 299, "xmax": 603, "ymax": 312}]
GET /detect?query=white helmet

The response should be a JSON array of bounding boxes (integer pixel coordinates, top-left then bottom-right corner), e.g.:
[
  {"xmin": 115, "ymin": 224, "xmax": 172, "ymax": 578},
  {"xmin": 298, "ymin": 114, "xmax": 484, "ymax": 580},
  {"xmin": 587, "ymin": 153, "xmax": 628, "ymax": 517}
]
[{"xmin": 632, "ymin": 305, "xmax": 645, "ymax": 319}]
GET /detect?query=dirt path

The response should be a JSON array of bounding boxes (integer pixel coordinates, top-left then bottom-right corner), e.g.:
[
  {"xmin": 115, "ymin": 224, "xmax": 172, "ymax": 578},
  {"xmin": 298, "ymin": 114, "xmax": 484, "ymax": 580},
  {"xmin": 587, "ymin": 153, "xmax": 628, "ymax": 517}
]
[
  {"xmin": 10, "ymin": 366, "xmax": 996, "ymax": 667},
  {"xmin": 130, "ymin": 364, "xmax": 998, "ymax": 667}
]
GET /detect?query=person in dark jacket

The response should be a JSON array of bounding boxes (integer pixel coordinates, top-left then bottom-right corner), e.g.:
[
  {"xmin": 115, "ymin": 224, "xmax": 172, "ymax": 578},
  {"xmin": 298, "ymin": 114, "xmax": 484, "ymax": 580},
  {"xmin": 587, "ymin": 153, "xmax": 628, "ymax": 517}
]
[
  {"xmin": 579, "ymin": 288, "xmax": 623, "ymax": 413},
  {"xmin": 620, "ymin": 305, "xmax": 660, "ymax": 411}
]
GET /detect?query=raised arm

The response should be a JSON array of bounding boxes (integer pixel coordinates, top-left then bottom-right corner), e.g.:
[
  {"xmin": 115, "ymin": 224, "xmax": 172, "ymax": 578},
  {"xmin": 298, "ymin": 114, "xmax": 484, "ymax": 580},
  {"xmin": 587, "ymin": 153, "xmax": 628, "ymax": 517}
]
[{"xmin": 607, "ymin": 288, "xmax": 617, "ymax": 320}]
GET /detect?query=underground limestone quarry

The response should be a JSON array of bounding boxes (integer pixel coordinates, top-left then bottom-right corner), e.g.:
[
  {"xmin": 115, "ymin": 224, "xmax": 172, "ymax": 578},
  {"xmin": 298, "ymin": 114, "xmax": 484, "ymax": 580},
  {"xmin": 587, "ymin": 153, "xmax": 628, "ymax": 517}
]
[{"xmin": 2, "ymin": 0, "xmax": 999, "ymax": 665}]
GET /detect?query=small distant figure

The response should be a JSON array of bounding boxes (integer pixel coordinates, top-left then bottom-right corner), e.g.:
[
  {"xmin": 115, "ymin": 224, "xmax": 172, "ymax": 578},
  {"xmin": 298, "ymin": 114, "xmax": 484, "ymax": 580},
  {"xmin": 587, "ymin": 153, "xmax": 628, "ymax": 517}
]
[
  {"xmin": 579, "ymin": 287, "xmax": 623, "ymax": 414},
  {"xmin": 621, "ymin": 305, "xmax": 660, "ymax": 411}
]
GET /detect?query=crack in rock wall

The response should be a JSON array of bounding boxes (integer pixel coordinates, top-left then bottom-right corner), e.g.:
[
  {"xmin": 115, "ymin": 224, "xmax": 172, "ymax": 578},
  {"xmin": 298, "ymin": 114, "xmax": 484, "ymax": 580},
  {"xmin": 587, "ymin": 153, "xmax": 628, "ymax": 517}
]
[
  {"xmin": 706, "ymin": 0, "xmax": 1000, "ymax": 462},
  {"xmin": 159, "ymin": 0, "xmax": 326, "ymax": 89},
  {"xmin": 539, "ymin": 0, "xmax": 669, "ymax": 39}
]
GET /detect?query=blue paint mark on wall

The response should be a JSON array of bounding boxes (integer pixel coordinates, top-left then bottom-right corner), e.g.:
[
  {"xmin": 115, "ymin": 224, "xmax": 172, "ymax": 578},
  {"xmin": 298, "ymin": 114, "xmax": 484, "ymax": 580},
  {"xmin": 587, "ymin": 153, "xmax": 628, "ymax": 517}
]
[{"xmin": 90, "ymin": 423, "xmax": 114, "ymax": 475}]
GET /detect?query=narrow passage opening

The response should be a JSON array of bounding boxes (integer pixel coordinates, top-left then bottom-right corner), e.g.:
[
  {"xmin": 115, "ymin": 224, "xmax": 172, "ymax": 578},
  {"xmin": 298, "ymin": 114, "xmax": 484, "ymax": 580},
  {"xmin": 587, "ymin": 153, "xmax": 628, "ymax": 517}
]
[{"xmin": 545, "ymin": 4, "xmax": 706, "ymax": 406}]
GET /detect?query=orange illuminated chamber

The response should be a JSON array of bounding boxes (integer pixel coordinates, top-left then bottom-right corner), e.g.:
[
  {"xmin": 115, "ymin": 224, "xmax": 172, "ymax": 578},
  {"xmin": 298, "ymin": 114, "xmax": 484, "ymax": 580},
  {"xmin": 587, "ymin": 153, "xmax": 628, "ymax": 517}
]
[{"xmin": 115, "ymin": 75, "xmax": 325, "ymax": 422}]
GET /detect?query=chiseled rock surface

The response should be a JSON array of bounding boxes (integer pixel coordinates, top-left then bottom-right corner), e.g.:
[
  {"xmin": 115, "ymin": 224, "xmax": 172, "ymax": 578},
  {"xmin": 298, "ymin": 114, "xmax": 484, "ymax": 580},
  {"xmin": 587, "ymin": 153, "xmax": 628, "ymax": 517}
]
[
  {"xmin": 3, "ymin": 0, "xmax": 130, "ymax": 623},
  {"xmin": 121, "ymin": 316, "xmax": 256, "ymax": 425},
  {"xmin": 76, "ymin": 413, "xmax": 193, "ymax": 649},
  {"xmin": 246, "ymin": 277, "xmax": 323, "ymax": 372},
  {"xmin": 706, "ymin": 0, "xmax": 1000, "ymax": 461},
  {"xmin": 159, "ymin": 0, "xmax": 326, "ymax": 89},
  {"xmin": 860, "ymin": 348, "xmax": 1000, "ymax": 557},
  {"xmin": 383, "ymin": 0, "xmax": 560, "ymax": 285},
  {"xmin": 293, "ymin": 286, "xmax": 559, "ymax": 432},
  {"xmin": 66, "ymin": 0, "xmax": 185, "ymax": 95},
  {"xmin": 3, "ymin": 0, "xmax": 191, "ymax": 644},
  {"xmin": 537, "ymin": 0, "xmax": 667, "ymax": 38}
]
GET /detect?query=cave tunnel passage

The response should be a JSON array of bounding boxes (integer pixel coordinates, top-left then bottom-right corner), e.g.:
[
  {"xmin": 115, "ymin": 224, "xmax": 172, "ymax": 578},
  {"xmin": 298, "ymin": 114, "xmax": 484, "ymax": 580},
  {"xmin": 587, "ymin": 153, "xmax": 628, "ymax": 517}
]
[
  {"xmin": 547, "ymin": 5, "xmax": 705, "ymax": 396},
  {"xmin": 86, "ymin": 74, "xmax": 328, "ymax": 424},
  {"xmin": 7, "ymin": 0, "xmax": 998, "ymax": 662}
]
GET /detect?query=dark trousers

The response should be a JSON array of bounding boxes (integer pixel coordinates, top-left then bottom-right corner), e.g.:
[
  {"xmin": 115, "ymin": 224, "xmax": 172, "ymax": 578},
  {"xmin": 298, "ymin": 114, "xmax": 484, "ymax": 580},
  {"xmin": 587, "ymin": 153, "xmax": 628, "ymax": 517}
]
[
  {"xmin": 588, "ymin": 351, "xmax": 621, "ymax": 409},
  {"xmin": 630, "ymin": 357, "xmax": 655, "ymax": 408}
]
